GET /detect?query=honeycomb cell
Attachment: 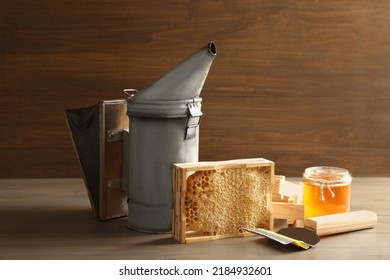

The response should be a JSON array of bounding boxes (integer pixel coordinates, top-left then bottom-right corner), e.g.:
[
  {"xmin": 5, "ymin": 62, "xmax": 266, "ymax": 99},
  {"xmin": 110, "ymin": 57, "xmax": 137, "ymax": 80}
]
[{"xmin": 184, "ymin": 167, "xmax": 272, "ymax": 236}]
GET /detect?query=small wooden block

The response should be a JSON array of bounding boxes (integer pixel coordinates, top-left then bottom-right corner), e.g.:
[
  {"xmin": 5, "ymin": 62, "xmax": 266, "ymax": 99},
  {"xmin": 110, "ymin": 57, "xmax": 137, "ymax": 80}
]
[
  {"xmin": 272, "ymin": 193, "xmax": 297, "ymax": 204},
  {"xmin": 272, "ymin": 201, "xmax": 305, "ymax": 220},
  {"xmin": 273, "ymin": 175, "xmax": 285, "ymax": 194}
]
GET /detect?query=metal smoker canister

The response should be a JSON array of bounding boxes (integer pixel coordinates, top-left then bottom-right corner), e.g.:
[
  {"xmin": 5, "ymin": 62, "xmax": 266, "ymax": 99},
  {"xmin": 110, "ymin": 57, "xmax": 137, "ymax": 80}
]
[{"xmin": 125, "ymin": 42, "xmax": 217, "ymax": 232}]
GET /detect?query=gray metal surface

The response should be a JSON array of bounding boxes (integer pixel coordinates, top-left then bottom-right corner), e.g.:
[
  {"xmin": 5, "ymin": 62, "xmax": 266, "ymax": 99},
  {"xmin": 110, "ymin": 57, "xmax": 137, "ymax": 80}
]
[{"xmin": 125, "ymin": 42, "xmax": 217, "ymax": 232}]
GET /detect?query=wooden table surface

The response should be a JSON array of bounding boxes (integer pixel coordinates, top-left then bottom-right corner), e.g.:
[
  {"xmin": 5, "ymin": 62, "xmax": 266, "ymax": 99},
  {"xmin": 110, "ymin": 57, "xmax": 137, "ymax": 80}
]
[{"xmin": 0, "ymin": 178, "xmax": 389, "ymax": 260}]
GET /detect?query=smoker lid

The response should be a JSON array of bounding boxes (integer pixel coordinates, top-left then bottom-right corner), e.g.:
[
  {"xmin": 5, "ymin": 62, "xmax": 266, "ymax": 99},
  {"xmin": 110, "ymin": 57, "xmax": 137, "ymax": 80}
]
[{"xmin": 126, "ymin": 97, "xmax": 203, "ymax": 118}]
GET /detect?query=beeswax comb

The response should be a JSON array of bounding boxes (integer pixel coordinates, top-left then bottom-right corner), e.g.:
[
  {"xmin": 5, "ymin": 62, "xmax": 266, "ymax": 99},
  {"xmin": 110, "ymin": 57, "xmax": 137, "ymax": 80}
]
[{"xmin": 242, "ymin": 228, "xmax": 313, "ymax": 250}]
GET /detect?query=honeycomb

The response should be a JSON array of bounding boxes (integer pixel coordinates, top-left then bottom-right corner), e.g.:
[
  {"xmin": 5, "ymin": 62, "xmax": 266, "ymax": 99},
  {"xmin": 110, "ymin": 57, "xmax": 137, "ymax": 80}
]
[{"xmin": 184, "ymin": 166, "xmax": 272, "ymax": 236}]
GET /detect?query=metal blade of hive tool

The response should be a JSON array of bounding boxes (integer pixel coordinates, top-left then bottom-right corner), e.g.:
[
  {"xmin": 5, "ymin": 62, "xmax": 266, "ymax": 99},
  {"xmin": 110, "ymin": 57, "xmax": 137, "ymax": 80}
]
[{"xmin": 241, "ymin": 228, "xmax": 312, "ymax": 250}]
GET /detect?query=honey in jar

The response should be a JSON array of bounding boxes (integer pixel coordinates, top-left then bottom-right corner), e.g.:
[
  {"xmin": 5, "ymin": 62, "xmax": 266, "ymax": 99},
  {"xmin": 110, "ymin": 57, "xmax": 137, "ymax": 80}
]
[{"xmin": 303, "ymin": 166, "xmax": 351, "ymax": 218}]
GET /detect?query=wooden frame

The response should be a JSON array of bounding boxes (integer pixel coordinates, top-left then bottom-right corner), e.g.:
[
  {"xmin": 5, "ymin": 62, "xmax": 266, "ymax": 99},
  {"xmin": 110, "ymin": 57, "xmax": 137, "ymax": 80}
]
[{"xmin": 172, "ymin": 158, "xmax": 275, "ymax": 243}]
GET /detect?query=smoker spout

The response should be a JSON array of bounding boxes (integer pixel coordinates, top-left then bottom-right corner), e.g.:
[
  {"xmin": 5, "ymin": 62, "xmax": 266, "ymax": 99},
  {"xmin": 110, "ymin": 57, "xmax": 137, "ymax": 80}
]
[{"xmin": 131, "ymin": 41, "xmax": 217, "ymax": 101}]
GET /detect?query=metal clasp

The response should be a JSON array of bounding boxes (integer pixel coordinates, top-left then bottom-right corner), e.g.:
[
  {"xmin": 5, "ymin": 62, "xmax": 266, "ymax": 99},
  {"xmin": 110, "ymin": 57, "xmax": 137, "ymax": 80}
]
[
  {"xmin": 185, "ymin": 100, "xmax": 202, "ymax": 140},
  {"xmin": 106, "ymin": 130, "xmax": 125, "ymax": 142}
]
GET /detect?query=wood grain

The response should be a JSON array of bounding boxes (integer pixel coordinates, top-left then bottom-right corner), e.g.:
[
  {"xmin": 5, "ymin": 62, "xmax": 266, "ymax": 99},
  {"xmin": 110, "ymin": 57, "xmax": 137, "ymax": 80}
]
[
  {"xmin": 0, "ymin": 177, "xmax": 388, "ymax": 259},
  {"xmin": 1, "ymin": 1, "xmax": 390, "ymax": 177}
]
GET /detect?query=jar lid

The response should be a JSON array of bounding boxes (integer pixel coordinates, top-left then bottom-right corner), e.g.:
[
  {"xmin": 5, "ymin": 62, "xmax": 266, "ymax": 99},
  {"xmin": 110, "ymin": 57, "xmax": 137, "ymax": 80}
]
[{"xmin": 303, "ymin": 166, "xmax": 351, "ymax": 186}]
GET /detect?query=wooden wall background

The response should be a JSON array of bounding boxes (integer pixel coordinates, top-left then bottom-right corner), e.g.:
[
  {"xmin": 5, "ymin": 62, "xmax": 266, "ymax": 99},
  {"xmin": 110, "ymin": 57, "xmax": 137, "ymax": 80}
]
[{"xmin": 1, "ymin": 0, "xmax": 390, "ymax": 178}]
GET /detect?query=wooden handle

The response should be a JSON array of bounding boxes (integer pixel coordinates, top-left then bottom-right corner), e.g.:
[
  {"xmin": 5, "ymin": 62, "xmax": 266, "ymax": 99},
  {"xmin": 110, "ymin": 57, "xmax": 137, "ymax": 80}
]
[{"xmin": 304, "ymin": 210, "xmax": 377, "ymax": 236}]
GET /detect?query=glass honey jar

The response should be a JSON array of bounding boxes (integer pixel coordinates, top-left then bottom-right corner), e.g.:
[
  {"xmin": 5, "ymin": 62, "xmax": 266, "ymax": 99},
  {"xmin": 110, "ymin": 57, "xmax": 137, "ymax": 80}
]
[{"xmin": 302, "ymin": 166, "xmax": 352, "ymax": 218}]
